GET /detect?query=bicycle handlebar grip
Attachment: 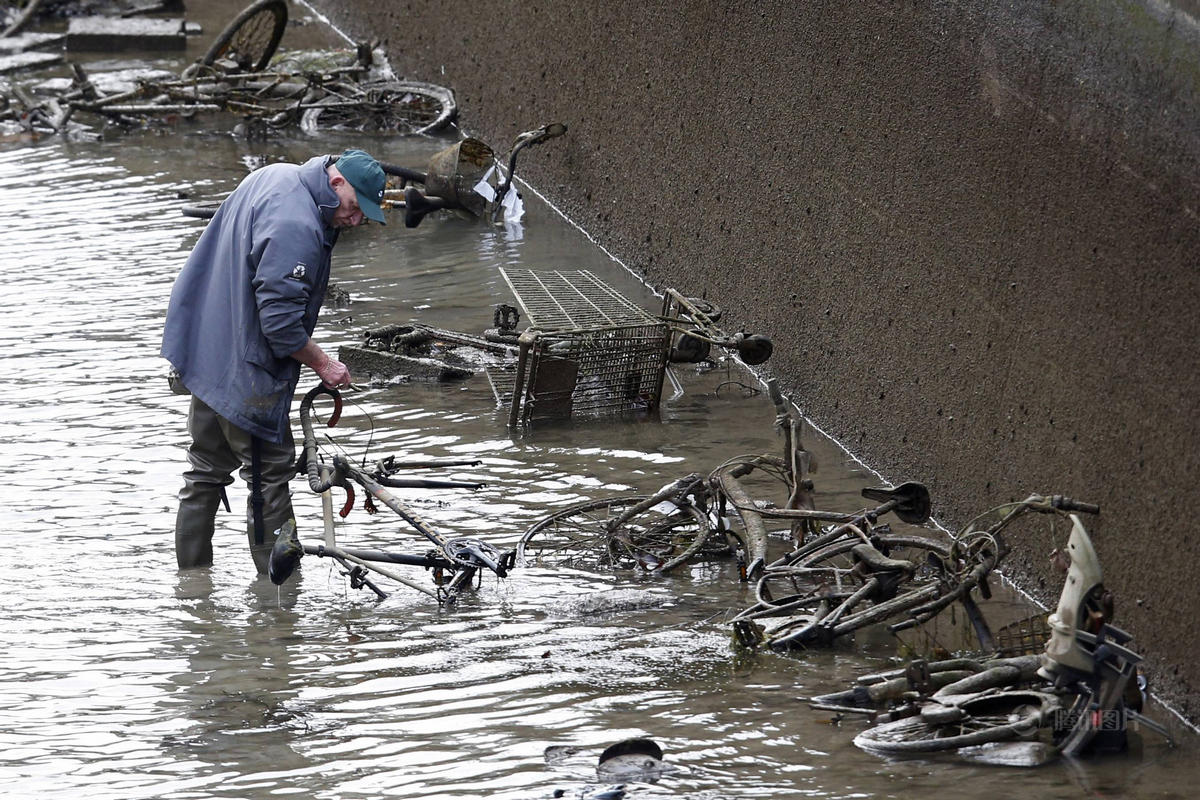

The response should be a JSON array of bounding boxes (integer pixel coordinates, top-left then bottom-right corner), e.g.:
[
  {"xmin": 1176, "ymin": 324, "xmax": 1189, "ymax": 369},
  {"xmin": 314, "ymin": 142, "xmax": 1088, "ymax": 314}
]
[
  {"xmin": 378, "ymin": 161, "xmax": 428, "ymax": 184},
  {"xmin": 1053, "ymin": 496, "xmax": 1100, "ymax": 514},
  {"xmin": 339, "ymin": 485, "xmax": 356, "ymax": 518},
  {"xmin": 325, "ymin": 390, "xmax": 343, "ymax": 427}
]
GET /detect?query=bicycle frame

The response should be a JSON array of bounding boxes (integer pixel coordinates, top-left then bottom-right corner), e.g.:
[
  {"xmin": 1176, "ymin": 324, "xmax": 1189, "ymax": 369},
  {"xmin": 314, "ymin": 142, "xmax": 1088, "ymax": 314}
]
[
  {"xmin": 285, "ymin": 385, "xmax": 515, "ymax": 603},
  {"xmin": 838, "ymin": 506, "xmax": 1175, "ymax": 762}
]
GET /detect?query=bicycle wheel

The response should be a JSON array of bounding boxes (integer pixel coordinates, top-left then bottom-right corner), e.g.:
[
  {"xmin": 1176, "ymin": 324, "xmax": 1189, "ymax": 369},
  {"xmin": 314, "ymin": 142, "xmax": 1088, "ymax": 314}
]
[
  {"xmin": 518, "ymin": 496, "xmax": 710, "ymax": 573},
  {"xmin": 853, "ymin": 691, "xmax": 1056, "ymax": 756},
  {"xmin": 755, "ymin": 535, "xmax": 952, "ymax": 647},
  {"xmin": 299, "ymin": 81, "xmax": 457, "ymax": 136},
  {"xmin": 199, "ymin": 0, "xmax": 288, "ymax": 73}
]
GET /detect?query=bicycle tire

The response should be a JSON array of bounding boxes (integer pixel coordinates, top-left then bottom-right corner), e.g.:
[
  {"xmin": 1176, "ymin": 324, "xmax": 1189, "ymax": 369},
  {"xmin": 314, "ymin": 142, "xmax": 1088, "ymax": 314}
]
[
  {"xmin": 749, "ymin": 535, "xmax": 952, "ymax": 647},
  {"xmin": 180, "ymin": 201, "xmax": 221, "ymax": 220},
  {"xmin": 768, "ymin": 534, "xmax": 950, "ymax": 607},
  {"xmin": 853, "ymin": 691, "xmax": 1055, "ymax": 756},
  {"xmin": 299, "ymin": 80, "xmax": 457, "ymax": 136},
  {"xmin": 200, "ymin": 0, "xmax": 288, "ymax": 73},
  {"xmin": 518, "ymin": 495, "xmax": 710, "ymax": 573}
]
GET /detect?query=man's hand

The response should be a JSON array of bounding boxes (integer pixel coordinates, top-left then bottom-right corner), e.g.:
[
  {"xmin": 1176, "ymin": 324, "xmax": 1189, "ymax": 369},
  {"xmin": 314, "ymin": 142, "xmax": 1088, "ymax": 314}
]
[
  {"xmin": 315, "ymin": 355, "xmax": 351, "ymax": 389},
  {"xmin": 291, "ymin": 339, "xmax": 353, "ymax": 389}
]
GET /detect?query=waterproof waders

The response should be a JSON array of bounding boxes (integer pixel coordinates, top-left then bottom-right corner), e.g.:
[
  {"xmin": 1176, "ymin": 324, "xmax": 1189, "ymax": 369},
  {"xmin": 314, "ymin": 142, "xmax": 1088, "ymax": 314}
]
[{"xmin": 176, "ymin": 396, "xmax": 297, "ymax": 573}]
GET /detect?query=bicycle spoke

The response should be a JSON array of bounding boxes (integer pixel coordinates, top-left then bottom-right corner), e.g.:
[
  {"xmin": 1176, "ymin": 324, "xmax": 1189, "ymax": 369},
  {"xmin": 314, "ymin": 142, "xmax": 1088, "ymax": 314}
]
[
  {"xmin": 739, "ymin": 534, "xmax": 952, "ymax": 647},
  {"xmin": 299, "ymin": 82, "xmax": 455, "ymax": 135},
  {"xmin": 228, "ymin": 15, "xmax": 275, "ymax": 61},
  {"xmin": 519, "ymin": 495, "xmax": 709, "ymax": 573}
]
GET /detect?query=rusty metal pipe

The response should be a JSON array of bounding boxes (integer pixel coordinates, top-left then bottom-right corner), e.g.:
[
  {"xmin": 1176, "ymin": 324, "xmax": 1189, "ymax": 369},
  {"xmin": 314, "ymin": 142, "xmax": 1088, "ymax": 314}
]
[{"xmin": 714, "ymin": 466, "xmax": 769, "ymax": 578}]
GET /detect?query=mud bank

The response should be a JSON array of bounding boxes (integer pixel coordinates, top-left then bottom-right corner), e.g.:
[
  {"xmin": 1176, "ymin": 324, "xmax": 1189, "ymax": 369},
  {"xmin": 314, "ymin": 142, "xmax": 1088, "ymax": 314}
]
[{"xmin": 309, "ymin": 0, "xmax": 1200, "ymax": 720}]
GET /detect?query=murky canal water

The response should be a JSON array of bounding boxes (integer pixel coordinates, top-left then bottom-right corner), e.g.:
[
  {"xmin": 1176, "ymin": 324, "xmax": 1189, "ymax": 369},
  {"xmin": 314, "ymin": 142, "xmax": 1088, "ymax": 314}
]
[{"xmin": 0, "ymin": 5, "xmax": 1194, "ymax": 799}]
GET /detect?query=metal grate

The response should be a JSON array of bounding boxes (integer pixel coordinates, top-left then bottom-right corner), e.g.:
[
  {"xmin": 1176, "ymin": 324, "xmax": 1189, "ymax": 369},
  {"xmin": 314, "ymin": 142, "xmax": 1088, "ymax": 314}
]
[
  {"xmin": 994, "ymin": 612, "xmax": 1052, "ymax": 657},
  {"xmin": 488, "ymin": 268, "xmax": 670, "ymax": 423},
  {"xmin": 500, "ymin": 268, "xmax": 656, "ymax": 330},
  {"xmin": 485, "ymin": 364, "xmax": 517, "ymax": 404},
  {"xmin": 523, "ymin": 324, "xmax": 667, "ymax": 420}
]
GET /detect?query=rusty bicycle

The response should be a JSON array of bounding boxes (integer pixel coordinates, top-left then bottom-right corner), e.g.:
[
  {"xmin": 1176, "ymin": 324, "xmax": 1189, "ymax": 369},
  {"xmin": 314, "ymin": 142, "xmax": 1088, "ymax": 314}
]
[
  {"xmin": 5, "ymin": 0, "xmax": 456, "ymax": 138},
  {"xmin": 516, "ymin": 378, "xmax": 814, "ymax": 577},
  {"xmin": 807, "ymin": 505, "xmax": 1175, "ymax": 763},
  {"xmin": 388, "ymin": 121, "xmax": 568, "ymax": 228},
  {"xmin": 268, "ymin": 385, "xmax": 515, "ymax": 603},
  {"xmin": 731, "ymin": 493, "xmax": 1102, "ymax": 652}
]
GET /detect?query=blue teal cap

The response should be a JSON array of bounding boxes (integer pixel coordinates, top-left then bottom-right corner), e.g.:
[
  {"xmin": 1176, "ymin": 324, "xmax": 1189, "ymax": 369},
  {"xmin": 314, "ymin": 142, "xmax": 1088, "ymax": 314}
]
[{"xmin": 337, "ymin": 149, "xmax": 386, "ymax": 224}]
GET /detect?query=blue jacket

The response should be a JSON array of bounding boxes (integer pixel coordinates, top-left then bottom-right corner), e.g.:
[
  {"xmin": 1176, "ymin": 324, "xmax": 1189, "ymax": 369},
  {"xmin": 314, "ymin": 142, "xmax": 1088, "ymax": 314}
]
[{"xmin": 161, "ymin": 156, "xmax": 341, "ymax": 443}]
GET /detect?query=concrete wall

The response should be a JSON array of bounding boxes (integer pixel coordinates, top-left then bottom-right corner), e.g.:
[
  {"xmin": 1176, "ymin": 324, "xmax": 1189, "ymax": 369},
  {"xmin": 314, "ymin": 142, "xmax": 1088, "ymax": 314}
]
[{"xmin": 310, "ymin": 0, "xmax": 1200, "ymax": 719}]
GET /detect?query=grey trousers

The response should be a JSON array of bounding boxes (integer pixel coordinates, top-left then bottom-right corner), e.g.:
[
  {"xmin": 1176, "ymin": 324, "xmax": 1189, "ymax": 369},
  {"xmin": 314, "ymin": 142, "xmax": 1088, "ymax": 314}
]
[{"xmin": 175, "ymin": 395, "xmax": 297, "ymax": 572}]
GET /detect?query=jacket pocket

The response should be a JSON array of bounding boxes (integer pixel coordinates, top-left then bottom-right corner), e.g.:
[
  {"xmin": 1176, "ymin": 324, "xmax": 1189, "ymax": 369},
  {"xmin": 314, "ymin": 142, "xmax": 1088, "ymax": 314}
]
[
  {"xmin": 242, "ymin": 345, "xmax": 292, "ymax": 427},
  {"xmin": 245, "ymin": 337, "xmax": 293, "ymax": 381}
]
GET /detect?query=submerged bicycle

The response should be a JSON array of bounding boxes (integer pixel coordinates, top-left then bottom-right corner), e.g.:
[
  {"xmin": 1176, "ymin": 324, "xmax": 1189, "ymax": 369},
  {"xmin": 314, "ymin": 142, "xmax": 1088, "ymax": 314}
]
[
  {"xmin": 730, "ymin": 493, "xmax": 1103, "ymax": 652},
  {"xmin": 807, "ymin": 502, "xmax": 1174, "ymax": 764},
  {"xmin": 388, "ymin": 121, "xmax": 568, "ymax": 228},
  {"xmin": 179, "ymin": 123, "xmax": 563, "ymax": 225},
  {"xmin": 516, "ymin": 378, "xmax": 815, "ymax": 578},
  {"xmin": 5, "ymin": 0, "xmax": 456, "ymax": 138},
  {"xmin": 268, "ymin": 385, "xmax": 515, "ymax": 603}
]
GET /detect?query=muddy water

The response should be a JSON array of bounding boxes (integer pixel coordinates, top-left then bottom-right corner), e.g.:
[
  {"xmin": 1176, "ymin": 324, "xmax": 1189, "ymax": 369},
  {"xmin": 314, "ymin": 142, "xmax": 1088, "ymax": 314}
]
[{"xmin": 0, "ymin": 7, "xmax": 1194, "ymax": 800}]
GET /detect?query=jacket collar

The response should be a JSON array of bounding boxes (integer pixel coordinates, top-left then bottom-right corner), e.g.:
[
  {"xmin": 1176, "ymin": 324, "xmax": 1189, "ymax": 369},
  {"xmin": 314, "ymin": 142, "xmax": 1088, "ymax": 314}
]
[{"xmin": 300, "ymin": 155, "xmax": 340, "ymax": 230}]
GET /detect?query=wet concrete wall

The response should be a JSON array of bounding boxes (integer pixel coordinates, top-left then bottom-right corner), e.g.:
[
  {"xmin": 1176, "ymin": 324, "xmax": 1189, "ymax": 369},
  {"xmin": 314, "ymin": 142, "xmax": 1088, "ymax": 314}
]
[{"xmin": 311, "ymin": 0, "xmax": 1200, "ymax": 719}]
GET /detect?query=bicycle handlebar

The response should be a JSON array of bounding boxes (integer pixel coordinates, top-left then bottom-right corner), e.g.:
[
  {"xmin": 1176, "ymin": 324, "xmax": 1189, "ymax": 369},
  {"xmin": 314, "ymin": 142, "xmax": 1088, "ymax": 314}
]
[
  {"xmin": 300, "ymin": 385, "xmax": 343, "ymax": 492},
  {"xmin": 1048, "ymin": 495, "xmax": 1100, "ymax": 515},
  {"xmin": 959, "ymin": 492, "xmax": 1100, "ymax": 540},
  {"xmin": 378, "ymin": 161, "xmax": 427, "ymax": 184},
  {"xmin": 1018, "ymin": 493, "xmax": 1099, "ymax": 515},
  {"xmin": 491, "ymin": 122, "xmax": 568, "ymax": 222},
  {"xmin": 939, "ymin": 492, "xmax": 1102, "ymax": 594}
]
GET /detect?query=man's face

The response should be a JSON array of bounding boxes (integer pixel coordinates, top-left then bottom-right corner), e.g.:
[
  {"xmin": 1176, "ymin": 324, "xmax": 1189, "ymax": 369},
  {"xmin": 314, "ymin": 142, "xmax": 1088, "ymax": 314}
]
[{"xmin": 331, "ymin": 177, "xmax": 366, "ymax": 228}]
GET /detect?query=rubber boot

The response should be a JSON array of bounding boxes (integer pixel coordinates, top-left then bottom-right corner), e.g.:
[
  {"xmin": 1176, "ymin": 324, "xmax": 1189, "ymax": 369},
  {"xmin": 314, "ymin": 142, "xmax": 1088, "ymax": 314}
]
[
  {"xmin": 248, "ymin": 514, "xmax": 296, "ymax": 575},
  {"xmin": 175, "ymin": 493, "xmax": 220, "ymax": 568}
]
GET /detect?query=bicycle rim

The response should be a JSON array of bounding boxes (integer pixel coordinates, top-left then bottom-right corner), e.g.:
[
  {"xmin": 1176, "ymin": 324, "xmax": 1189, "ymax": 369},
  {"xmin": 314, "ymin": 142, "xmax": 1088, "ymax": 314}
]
[
  {"xmin": 299, "ymin": 81, "xmax": 457, "ymax": 136},
  {"xmin": 749, "ymin": 535, "xmax": 951, "ymax": 647},
  {"xmin": 854, "ymin": 692, "xmax": 1050, "ymax": 755},
  {"xmin": 518, "ymin": 496, "xmax": 709, "ymax": 573},
  {"xmin": 202, "ymin": 0, "xmax": 288, "ymax": 73}
]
